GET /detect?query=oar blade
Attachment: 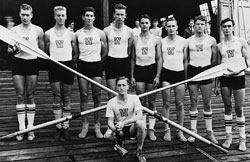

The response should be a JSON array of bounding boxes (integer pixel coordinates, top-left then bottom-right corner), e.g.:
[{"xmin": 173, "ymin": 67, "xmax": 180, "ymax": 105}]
[
  {"xmin": 0, "ymin": 25, "xmax": 48, "ymax": 60},
  {"xmin": 192, "ymin": 58, "xmax": 247, "ymax": 81}
]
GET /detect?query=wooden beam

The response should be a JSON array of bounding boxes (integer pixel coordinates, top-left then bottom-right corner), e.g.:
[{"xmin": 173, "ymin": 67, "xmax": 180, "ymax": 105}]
[{"xmin": 101, "ymin": 0, "xmax": 109, "ymax": 28}]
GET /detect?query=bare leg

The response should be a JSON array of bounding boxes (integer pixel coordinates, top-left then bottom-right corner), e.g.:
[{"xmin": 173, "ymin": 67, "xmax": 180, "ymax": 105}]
[
  {"xmin": 221, "ymin": 87, "xmax": 233, "ymax": 148},
  {"xmin": 161, "ymin": 81, "xmax": 171, "ymax": 141},
  {"xmin": 92, "ymin": 77, "xmax": 103, "ymax": 138},
  {"xmin": 174, "ymin": 84, "xmax": 187, "ymax": 141},
  {"xmin": 13, "ymin": 75, "xmax": 25, "ymax": 141},
  {"xmin": 187, "ymin": 84, "xmax": 199, "ymax": 142}
]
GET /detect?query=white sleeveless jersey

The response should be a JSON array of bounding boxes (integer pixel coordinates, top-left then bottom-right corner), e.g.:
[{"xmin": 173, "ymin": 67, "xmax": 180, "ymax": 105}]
[
  {"xmin": 162, "ymin": 36, "xmax": 186, "ymax": 71},
  {"xmin": 49, "ymin": 28, "xmax": 72, "ymax": 61},
  {"xmin": 135, "ymin": 35, "xmax": 156, "ymax": 66},
  {"xmin": 188, "ymin": 35, "xmax": 214, "ymax": 67},
  {"xmin": 107, "ymin": 25, "xmax": 130, "ymax": 58},
  {"xmin": 77, "ymin": 27, "xmax": 101, "ymax": 62},
  {"xmin": 220, "ymin": 37, "xmax": 244, "ymax": 75},
  {"xmin": 12, "ymin": 24, "xmax": 39, "ymax": 60}
]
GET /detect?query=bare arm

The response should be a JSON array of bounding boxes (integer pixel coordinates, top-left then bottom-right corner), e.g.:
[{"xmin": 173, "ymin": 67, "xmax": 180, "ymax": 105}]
[
  {"xmin": 127, "ymin": 29, "xmax": 134, "ymax": 57},
  {"xmin": 108, "ymin": 117, "xmax": 116, "ymax": 132},
  {"xmin": 70, "ymin": 32, "xmax": 78, "ymax": 62},
  {"xmin": 44, "ymin": 31, "xmax": 50, "ymax": 56},
  {"xmin": 153, "ymin": 36, "xmax": 163, "ymax": 87},
  {"xmin": 99, "ymin": 30, "xmax": 108, "ymax": 63},
  {"xmin": 183, "ymin": 40, "xmax": 188, "ymax": 79},
  {"xmin": 210, "ymin": 37, "xmax": 217, "ymax": 67},
  {"xmin": 241, "ymin": 38, "xmax": 250, "ymax": 67},
  {"xmin": 37, "ymin": 27, "xmax": 45, "ymax": 52},
  {"xmin": 131, "ymin": 38, "xmax": 136, "ymax": 87}
]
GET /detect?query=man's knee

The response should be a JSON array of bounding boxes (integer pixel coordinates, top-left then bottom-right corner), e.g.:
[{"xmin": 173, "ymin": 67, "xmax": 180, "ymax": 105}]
[
  {"xmin": 136, "ymin": 120, "xmax": 146, "ymax": 130},
  {"xmin": 80, "ymin": 91, "xmax": 88, "ymax": 103}
]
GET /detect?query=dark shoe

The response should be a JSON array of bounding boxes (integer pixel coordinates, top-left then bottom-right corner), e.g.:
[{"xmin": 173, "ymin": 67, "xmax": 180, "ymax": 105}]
[
  {"xmin": 136, "ymin": 149, "xmax": 146, "ymax": 162},
  {"xmin": 54, "ymin": 128, "xmax": 62, "ymax": 141},
  {"xmin": 62, "ymin": 128, "xmax": 71, "ymax": 141}
]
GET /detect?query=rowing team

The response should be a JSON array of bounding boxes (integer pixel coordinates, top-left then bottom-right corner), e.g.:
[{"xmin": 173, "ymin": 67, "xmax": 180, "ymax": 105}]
[{"xmin": 4, "ymin": 2, "xmax": 250, "ymax": 162}]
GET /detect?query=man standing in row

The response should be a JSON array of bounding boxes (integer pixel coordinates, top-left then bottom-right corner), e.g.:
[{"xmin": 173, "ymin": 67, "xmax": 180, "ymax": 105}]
[
  {"xmin": 44, "ymin": 6, "xmax": 78, "ymax": 141},
  {"xmin": 76, "ymin": 6, "xmax": 107, "ymax": 139},
  {"xmin": 104, "ymin": 3, "xmax": 134, "ymax": 99},
  {"xmin": 9, "ymin": 3, "xmax": 44, "ymax": 141},
  {"xmin": 217, "ymin": 18, "xmax": 250, "ymax": 151},
  {"xmin": 187, "ymin": 15, "xmax": 218, "ymax": 144}
]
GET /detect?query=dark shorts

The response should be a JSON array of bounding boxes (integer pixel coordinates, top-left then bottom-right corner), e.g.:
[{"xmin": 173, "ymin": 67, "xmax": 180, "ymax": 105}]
[
  {"xmin": 187, "ymin": 64, "xmax": 212, "ymax": 85},
  {"xmin": 161, "ymin": 68, "xmax": 185, "ymax": 84},
  {"xmin": 116, "ymin": 125, "xmax": 135, "ymax": 139},
  {"xmin": 49, "ymin": 60, "xmax": 75, "ymax": 85},
  {"xmin": 105, "ymin": 56, "xmax": 130, "ymax": 79},
  {"xmin": 12, "ymin": 57, "xmax": 39, "ymax": 76},
  {"xmin": 77, "ymin": 60, "xmax": 103, "ymax": 78},
  {"xmin": 220, "ymin": 75, "xmax": 245, "ymax": 90},
  {"xmin": 134, "ymin": 63, "xmax": 157, "ymax": 84}
]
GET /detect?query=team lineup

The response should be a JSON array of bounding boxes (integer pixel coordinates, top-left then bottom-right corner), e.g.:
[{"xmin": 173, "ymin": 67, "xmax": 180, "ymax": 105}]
[{"xmin": 3, "ymin": 2, "xmax": 250, "ymax": 162}]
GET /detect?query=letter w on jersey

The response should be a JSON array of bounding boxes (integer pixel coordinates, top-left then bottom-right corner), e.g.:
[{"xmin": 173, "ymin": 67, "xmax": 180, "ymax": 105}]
[
  {"xmin": 85, "ymin": 37, "xmax": 93, "ymax": 45},
  {"xmin": 167, "ymin": 47, "xmax": 175, "ymax": 55},
  {"xmin": 55, "ymin": 40, "xmax": 64, "ymax": 48},
  {"xmin": 226, "ymin": 49, "xmax": 235, "ymax": 58},
  {"xmin": 195, "ymin": 44, "xmax": 203, "ymax": 52},
  {"xmin": 114, "ymin": 37, "xmax": 122, "ymax": 45},
  {"xmin": 119, "ymin": 108, "xmax": 129, "ymax": 117}
]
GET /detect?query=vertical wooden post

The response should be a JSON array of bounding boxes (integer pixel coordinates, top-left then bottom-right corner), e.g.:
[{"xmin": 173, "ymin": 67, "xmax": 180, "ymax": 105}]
[{"xmin": 101, "ymin": 0, "xmax": 109, "ymax": 28}]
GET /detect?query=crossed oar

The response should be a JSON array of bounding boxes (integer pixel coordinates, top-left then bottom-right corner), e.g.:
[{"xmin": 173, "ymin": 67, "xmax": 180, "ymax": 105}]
[{"xmin": 1, "ymin": 25, "xmax": 247, "ymax": 160}]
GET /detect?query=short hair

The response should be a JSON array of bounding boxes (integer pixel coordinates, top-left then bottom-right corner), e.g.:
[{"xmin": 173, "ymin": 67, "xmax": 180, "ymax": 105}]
[
  {"xmin": 54, "ymin": 6, "xmax": 67, "ymax": 15},
  {"xmin": 221, "ymin": 18, "xmax": 235, "ymax": 26},
  {"xmin": 166, "ymin": 16, "xmax": 178, "ymax": 25},
  {"xmin": 114, "ymin": 3, "xmax": 127, "ymax": 12},
  {"xmin": 189, "ymin": 19, "xmax": 194, "ymax": 23},
  {"xmin": 152, "ymin": 18, "xmax": 158, "ymax": 23},
  {"xmin": 116, "ymin": 76, "xmax": 130, "ymax": 85},
  {"xmin": 20, "ymin": 3, "xmax": 33, "ymax": 12},
  {"xmin": 194, "ymin": 15, "xmax": 206, "ymax": 23},
  {"xmin": 83, "ymin": 6, "xmax": 96, "ymax": 16},
  {"xmin": 140, "ymin": 14, "xmax": 151, "ymax": 22}
]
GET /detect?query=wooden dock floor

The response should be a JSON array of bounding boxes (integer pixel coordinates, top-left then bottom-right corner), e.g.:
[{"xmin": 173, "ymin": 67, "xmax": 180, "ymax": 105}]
[{"xmin": 0, "ymin": 71, "xmax": 250, "ymax": 162}]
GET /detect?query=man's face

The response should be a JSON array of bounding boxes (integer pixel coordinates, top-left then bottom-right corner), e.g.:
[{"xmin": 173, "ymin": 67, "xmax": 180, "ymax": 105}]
[
  {"xmin": 189, "ymin": 21, "xmax": 194, "ymax": 28},
  {"xmin": 194, "ymin": 20, "xmax": 205, "ymax": 33},
  {"xmin": 113, "ymin": 9, "xmax": 126, "ymax": 23},
  {"xmin": 152, "ymin": 21, "xmax": 158, "ymax": 27},
  {"xmin": 221, "ymin": 21, "xmax": 234, "ymax": 36},
  {"xmin": 54, "ymin": 10, "xmax": 67, "ymax": 25},
  {"xmin": 116, "ymin": 79, "xmax": 129, "ymax": 95},
  {"xmin": 135, "ymin": 20, "xmax": 140, "ymax": 27},
  {"xmin": 19, "ymin": 9, "xmax": 33, "ymax": 25},
  {"xmin": 83, "ymin": 11, "xmax": 95, "ymax": 25},
  {"xmin": 166, "ymin": 20, "xmax": 178, "ymax": 35},
  {"xmin": 140, "ymin": 18, "xmax": 151, "ymax": 32}
]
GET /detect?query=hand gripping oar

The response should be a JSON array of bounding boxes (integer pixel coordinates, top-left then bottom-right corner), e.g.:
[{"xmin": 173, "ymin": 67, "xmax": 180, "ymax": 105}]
[{"xmin": 0, "ymin": 25, "xmax": 115, "ymax": 95}]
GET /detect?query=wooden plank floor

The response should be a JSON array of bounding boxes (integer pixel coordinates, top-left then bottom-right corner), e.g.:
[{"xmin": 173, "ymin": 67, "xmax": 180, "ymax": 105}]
[{"xmin": 0, "ymin": 71, "xmax": 250, "ymax": 162}]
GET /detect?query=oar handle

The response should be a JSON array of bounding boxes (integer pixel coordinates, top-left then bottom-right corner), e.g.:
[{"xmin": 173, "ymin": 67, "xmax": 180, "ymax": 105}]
[
  {"xmin": 210, "ymin": 142, "xmax": 228, "ymax": 154},
  {"xmin": 143, "ymin": 107, "xmax": 228, "ymax": 154}
]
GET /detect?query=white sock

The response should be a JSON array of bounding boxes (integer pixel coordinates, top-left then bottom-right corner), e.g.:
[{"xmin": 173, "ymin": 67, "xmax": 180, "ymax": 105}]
[
  {"xmin": 26, "ymin": 104, "xmax": 36, "ymax": 128},
  {"xmin": 53, "ymin": 104, "xmax": 62, "ymax": 129},
  {"xmin": 236, "ymin": 116, "xmax": 245, "ymax": 139},
  {"xmin": 224, "ymin": 114, "xmax": 233, "ymax": 134},
  {"xmin": 16, "ymin": 104, "xmax": 26, "ymax": 130},
  {"xmin": 204, "ymin": 111, "xmax": 212, "ymax": 131},
  {"xmin": 148, "ymin": 116, "xmax": 156, "ymax": 130},
  {"xmin": 190, "ymin": 110, "xmax": 198, "ymax": 131},
  {"xmin": 62, "ymin": 106, "xmax": 71, "ymax": 129}
]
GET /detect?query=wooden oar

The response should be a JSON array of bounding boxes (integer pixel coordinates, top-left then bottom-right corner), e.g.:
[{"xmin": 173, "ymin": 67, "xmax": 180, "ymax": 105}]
[
  {"xmin": 140, "ymin": 57, "xmax": 248, "ymax": 98},
  {"xmin": 143, "ymin": 107, "xmax": 228, "ymax": 154},
  {"xmin": 0, "ymin": 25, "xmax": 115, "ymax": 95},
  {"xmin": 0, "ymin": 25, "xmax": 241, "ymax": 153}
]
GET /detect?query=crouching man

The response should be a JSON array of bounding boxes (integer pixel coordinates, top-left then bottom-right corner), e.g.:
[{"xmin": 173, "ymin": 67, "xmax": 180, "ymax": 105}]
[{"xmin": 105, "ymin": 76, "xmax": 147, "ymax": 162}]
